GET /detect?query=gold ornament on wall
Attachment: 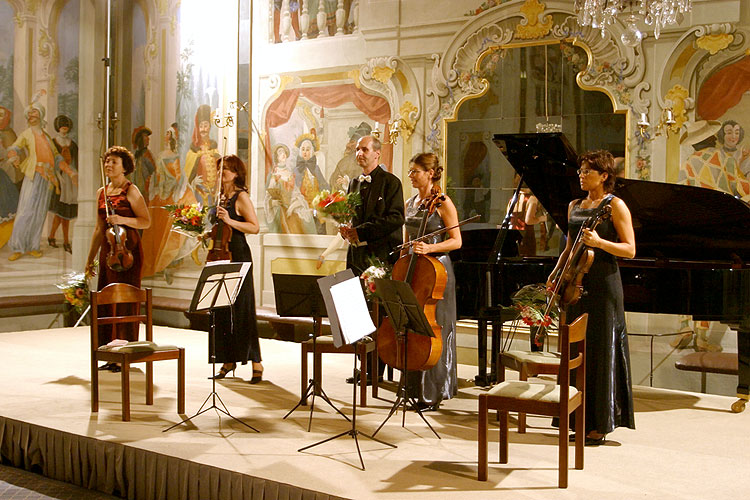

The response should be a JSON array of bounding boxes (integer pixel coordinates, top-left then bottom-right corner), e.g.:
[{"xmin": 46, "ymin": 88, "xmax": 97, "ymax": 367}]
[
  {"xmin": 371, "ymin": 65, "xmax": 396, "ymax": 85},
  {"xmin": 696, "ymin": 33, "xmax": 734, "ymax": 55},
  {"xmin": 516, "ymin": 0, "xmax": 553, "ymax": 40}
]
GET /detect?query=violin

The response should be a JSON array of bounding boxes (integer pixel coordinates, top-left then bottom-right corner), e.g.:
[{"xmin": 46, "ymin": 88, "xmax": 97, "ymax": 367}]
[
  {"xmin": 100, "ymin": 157, "xmax": 134, "ymax": 273},
  {"xmin": 549, "ymin": 203, "xmax": 612, "ymax": 307},
  {"xmin": 377, "ymin": 189, "xmax": 447, "ymax": 372},
  {"xmin": 206, "ymin": 154, "xmax": 233, "ymax": 262}
]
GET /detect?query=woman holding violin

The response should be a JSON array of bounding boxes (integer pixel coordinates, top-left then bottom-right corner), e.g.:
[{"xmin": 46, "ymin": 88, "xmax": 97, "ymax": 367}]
[
  {"xmin": 85, "ymin": 146, "xmax": 150, "ymax": 371},
  {"xmin": 207, "ymin": 155, "xmax": 264, "ymax": 383},
  {"xmin": 546, "ymin": 150, "xmax": 636, "ymax": 445},
  {"xmin": 403, "ymin": 153, "xmax": 462, "ymax": 411}
]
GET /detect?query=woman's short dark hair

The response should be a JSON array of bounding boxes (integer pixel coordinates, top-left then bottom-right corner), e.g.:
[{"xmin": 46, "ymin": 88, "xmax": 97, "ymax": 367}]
[
  {"xmin": 222, "ymin": 154, "xmax": 247, "ymax": 189},
  {"xmin": 410, "ymin": 152, "xmax": 443, "ymax": 183},
  {"xmin": 578, "ymin": 149, "xmax": 616, "ymax": 192},
  {"xmin": 104, "ymin": 146, "xmax": 136, "ymax": 176}
]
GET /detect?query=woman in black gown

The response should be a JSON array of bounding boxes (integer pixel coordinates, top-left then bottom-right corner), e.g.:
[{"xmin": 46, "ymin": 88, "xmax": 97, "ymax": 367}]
[
  {"xmin": 209, "ymin": 155, "xmax": 263, "ymax": 383},
  {"xmin": 403, "ymin": 153, "xmax": 462, "ymax": 410},
  {"xmin": 547, "ymin": 150, "xmax": 636, "ymax": 445}
]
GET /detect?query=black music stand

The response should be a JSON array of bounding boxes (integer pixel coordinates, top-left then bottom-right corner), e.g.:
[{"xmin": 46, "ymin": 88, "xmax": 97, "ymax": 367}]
[
  {"xmin": 370, "ymin": 278, "xmax": 440, "ymax": 439},
  {"xmin": 274, "ymin": 273, "xmax": 350, "ymax": 431},
  {"xmin": 164, "ymin": 262, "xmax": 259, "ymax": 432},
  {"xmin": 298, "ymin": 270, "xmax": 396, "ymax": 470}
]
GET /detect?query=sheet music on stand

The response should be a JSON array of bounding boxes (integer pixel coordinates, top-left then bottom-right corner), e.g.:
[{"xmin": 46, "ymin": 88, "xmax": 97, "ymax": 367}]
[
  {"xmin": 318, "ymin": 269, "xmax": 376, "ymax": 348},
  {"xmin": 189, "ymin": 261, "xmax": 251, "ymax": 312}
]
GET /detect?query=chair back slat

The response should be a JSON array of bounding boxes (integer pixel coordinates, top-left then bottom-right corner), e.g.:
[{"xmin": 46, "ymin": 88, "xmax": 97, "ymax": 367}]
[
  {"xmin": 96, "ymin": 315, "xmax": 148, "ymax": 325},
  {"xmin": 94, "ymin": 283, "xmax": 147, "ymax": 306}
]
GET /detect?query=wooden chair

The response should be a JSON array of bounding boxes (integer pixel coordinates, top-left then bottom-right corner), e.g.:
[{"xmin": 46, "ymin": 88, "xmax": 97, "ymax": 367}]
[
  {"xmin": 301, "ymin": 333, "xmax": 379, "ymax": 407},
  {"xmin": 91, "ymin": 283, "xmax": 185, "ymax": 421},
  {"xmin": 498, "ymin": 345, "xmax": 561, "ymax": 433},
  {"xmin": 478, "ymin": 313, "xmax": 588, "ymax": 488}
]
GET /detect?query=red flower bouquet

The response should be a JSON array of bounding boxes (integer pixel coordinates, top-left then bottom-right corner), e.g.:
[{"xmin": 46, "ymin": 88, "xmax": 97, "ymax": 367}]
[{"xmin": 312, "ymin": 189, "xmax": 361, "ymax": 226}]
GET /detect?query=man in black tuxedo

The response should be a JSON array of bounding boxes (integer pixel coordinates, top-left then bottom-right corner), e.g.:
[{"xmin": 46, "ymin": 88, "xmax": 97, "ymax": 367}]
[
  {"xmin": 340, "ymin": 135, "xmax": 404, "ymax": 275},
  {"xmin": 340, "ymin": 135, "xmax": 404, "ymax": 385}
]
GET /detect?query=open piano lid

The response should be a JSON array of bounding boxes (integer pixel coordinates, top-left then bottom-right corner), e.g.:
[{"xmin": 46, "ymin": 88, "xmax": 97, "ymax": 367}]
[{"xmin": 493, "ymin": 132, "xmax": 750, "ymax": 263}]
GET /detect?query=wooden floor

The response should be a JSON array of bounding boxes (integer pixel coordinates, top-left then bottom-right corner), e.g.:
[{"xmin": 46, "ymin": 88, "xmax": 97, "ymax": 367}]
[{"xmin": 0, "ymin": 326, "xmax": 748, "ymax": 499}]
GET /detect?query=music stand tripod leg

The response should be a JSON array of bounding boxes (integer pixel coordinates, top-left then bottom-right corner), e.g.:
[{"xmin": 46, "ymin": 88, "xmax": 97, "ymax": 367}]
[
  {"xmin": 371, "ymin": 329, "xmax": 441, "ymax": 439},
  {"xmin": 165, "ymin": 309, "xmax": 259, "ymax": 433},
  {"xmin": 284, "ymin": 317, "xmax": 350, "ymax": 431},
  {"xmin": 298, "ymin": 339, "xmax": 395, "ymax": 470}
]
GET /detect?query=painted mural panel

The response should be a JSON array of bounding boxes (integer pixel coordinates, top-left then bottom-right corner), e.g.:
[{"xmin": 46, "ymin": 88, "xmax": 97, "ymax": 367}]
[
  {"xmin": 0, "ymin": 0, "xmax": 17, "ymax": 251},
  {"xmin": 679, "ymin": 56, "xmax": 750, "ymax": 201},
  {"xmin": 264, "ymin": 83, "xmax": 391, "ymax": 235},
  {"xmin": 0, "ymin": 0, "xmax": 80, "ymax": 266}
]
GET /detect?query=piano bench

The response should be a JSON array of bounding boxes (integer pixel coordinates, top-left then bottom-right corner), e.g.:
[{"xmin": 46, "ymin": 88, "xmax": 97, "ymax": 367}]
[{"xmin": 675, "ymin": 352, "xmax": 738, "ymax": 394}]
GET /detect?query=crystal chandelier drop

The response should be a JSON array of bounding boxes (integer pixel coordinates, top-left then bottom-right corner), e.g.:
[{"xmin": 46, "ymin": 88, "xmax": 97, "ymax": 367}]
[{"xmin": 574, "ymin": 0, "xmax": 692, "ymax": 46}]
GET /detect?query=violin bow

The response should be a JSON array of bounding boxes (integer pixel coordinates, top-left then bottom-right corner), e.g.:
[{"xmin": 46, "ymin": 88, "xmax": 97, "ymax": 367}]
[{"xmin": 391, "ymin": 214, "xmax": 480, "ymax": 254}]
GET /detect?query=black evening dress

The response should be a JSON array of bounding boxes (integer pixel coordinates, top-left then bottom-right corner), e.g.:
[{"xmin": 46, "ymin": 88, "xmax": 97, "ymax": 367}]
[
  {"xmin": 403, "ymin": 195, "xmax": 458, "ymax": 406},
  {"xmin": 566, "ymin": 198, "xmax": 635, "ymax": 435},
  {"xmin": 210, "ymin": 191, "xmax": 261, "ymax": 365}
]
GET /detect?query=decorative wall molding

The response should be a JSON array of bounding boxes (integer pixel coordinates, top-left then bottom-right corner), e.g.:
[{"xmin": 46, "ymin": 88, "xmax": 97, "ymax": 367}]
[
  {"xmin": 359, "ymin": 56, "xmax": 422, "ymax": 142},
  {"xmin": 426, "ymin": 0, "xmax": 645, "ymax": 155}
]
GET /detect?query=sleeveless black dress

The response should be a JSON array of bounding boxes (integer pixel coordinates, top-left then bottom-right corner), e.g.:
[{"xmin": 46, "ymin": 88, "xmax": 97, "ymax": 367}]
[
  {"xmin": 210, "ymin": 191, "xmax": 261, "ymax": 364},
  {"xmin": 403, "ymin": 195, "xmax": 458, "ymax": 406},
  {"xmin": 566, "ymin": 198, "xmax": 635, "ymax": 434}
]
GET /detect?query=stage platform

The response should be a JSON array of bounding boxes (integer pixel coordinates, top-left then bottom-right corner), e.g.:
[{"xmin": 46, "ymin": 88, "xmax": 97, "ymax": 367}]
[{"xmin": 0, "ymin": 326, "xmax": 748, "ymax": 499}]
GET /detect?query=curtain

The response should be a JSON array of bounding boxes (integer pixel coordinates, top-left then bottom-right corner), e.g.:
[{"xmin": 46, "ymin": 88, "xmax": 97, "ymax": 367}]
[{"xmin": 697, "ymin": 55, "xmax": 750, "ymax": 121}]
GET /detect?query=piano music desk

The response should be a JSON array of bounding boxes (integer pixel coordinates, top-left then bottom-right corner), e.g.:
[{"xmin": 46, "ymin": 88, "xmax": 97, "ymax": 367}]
[{"xmin": 627, "ymin": 330, "xmax": 690, "ymax": 387}]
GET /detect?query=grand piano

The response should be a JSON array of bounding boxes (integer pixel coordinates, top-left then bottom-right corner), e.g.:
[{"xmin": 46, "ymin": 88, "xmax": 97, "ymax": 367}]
[{"xmin": 451, "ymin": 132, "xmax": 750, "ymax": 412}]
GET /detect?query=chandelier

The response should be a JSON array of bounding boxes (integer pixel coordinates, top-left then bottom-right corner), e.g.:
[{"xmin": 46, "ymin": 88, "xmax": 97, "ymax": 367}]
[{"xmin": 574, "ymin": 0, "xmax": 692, "ymax": 46}]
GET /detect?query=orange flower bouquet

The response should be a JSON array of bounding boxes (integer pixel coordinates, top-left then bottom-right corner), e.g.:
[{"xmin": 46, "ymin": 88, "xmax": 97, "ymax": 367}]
[
  {"xmin": 164, "ymin": 203, "xmax": 210, "ymax": 243},
  {"xmin": 312, "ymin": 189, "xmax": 361, "ymax": 226},
  {"xmin": 56, "ymin": 270, "xmax": 93, "ymax": 315}
]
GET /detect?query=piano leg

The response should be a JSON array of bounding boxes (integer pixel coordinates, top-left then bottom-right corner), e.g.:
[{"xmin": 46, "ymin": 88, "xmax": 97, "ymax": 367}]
[
  {"xmin": 490, "ymin": 319, "xmax": 501, "ymax": 384},
  {"xmin": 475, "ymin": 319, "xmax": 490, "ymax": 387},
  {"xmin": 733, "ymin": 329, "xmax": 749, "ymax": 413}
]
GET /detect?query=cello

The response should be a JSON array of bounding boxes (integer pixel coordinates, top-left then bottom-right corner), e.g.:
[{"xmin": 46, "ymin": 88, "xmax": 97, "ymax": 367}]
[
  {"xmin": 99, "ymin": 156, "xmax": 134, "ymax": 272},
  {"xmin": 206, "ymin": 154, "xmax": 233, "ymax": 262},
  {"xmin": 377, "ymin": 190, "xmax": 447, "ymax": 372}
]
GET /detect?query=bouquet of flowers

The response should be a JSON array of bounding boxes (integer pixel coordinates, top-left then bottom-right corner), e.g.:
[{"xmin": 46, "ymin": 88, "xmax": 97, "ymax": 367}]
[
  {"xmin": 312, "ymin": 189, "xmax": 361, "ymax": 226},
  {"xmin": 164, "ymin": 203, "xmax": 210, "ymax": 242},
  {"xmin": 56, "ymin": 270, "xmax": 92, "ymax": 315},
  {"xmin": 510, "ymin": 283, "xmax": 558, "ymax": 347},
  {"xmin": 360, "ymin": 258, "xmax": 390, "ymax": 299}
]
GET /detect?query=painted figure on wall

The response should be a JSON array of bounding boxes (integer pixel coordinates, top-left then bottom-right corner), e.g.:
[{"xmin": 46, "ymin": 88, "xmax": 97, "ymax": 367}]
[
  {"xmin": 6, "ymin": 98, "xmax": 64, "ymax": 261},
  {"xmin": 676, "ymin": 118, "xmax": 750, "ymax": 352},
  {"xmin": 132, "ymin": 126, "xmax": 155, "ymax": 202},
  {"xmin": 681, "ymin": 120, "xmax": 750, "ymax": 201},
  {"xmin": 141, "ymin": 123, "xmax": 193, "ymax": 279},
  {"xmin": 0, "ymin": 106, "xmax": 19, "ymax": 249},
  {"xmin": 294, "ymin": 133, "xmax": 329, "ymax": 234},
  {"xmin": 328, "ymin": 122, "xmax": 371, "ymax": 191},
  {"xmin": 186, "ymin": 104, "xmax": 219, "ymax": 207},
  {"xmin": 47, "ymin": 115, "xmax": 78, "ymax": 253},
  {"xmin": 265, "ymin": 143, "xmax": 316, "ymax": 234}
]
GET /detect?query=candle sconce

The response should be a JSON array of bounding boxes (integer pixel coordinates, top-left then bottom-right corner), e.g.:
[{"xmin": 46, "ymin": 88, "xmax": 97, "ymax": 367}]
[
  {"xmin": 372, "ymin": 117, "xmax": 414, "ymax": 145},
  {"xmin": 96, "ymin": 111, "xmax": 119, "ymax": 130},
  {"xmin": 213, "ymin": 108, "xmax": 234, "ymax": 129},
  {"xmin": 636, "ymin": 106, "xmax": 678, "ymax": 140}
]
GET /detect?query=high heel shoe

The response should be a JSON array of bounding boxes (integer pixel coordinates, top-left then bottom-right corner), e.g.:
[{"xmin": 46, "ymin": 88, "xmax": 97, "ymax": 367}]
[
  {"xmin": 48, "ymin": 237, "xmax": 58, "ymax": 248},
  {"xmin": 209, "ymin": 363, "xmax": 236, "ymax": 379},
  {"xmin": 249, "ymin": 369, "xmax": 263, "ymax": 384},
  {"xmin": 63, "ymin": 243, "xmax": 72, "ymax": 254}
]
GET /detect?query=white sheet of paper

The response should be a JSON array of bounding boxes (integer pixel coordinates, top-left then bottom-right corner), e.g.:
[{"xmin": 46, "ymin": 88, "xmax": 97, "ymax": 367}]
[{"xmin": 328, "ymin": 277, "xmax": 375, "ymax": 345}]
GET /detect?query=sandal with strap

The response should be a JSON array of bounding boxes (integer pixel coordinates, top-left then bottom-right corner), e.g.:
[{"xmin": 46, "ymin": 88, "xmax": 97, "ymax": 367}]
[
  {"xmin": 249, "ymin": 369, "xmax": 263, "ymax": 384},
  {"xmin": 209, "ymin": 363, "xmax": 236, "ymax": 380}
]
